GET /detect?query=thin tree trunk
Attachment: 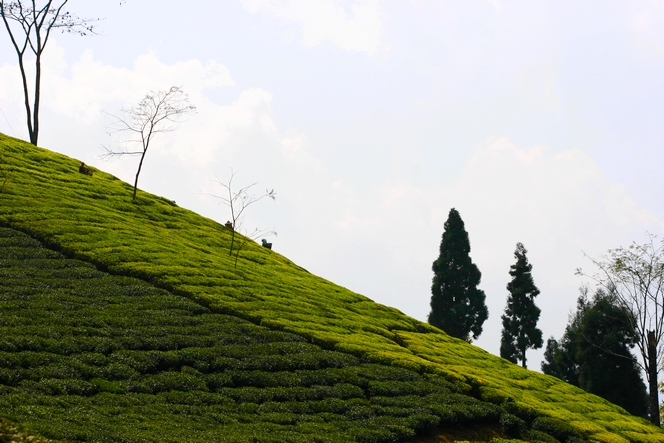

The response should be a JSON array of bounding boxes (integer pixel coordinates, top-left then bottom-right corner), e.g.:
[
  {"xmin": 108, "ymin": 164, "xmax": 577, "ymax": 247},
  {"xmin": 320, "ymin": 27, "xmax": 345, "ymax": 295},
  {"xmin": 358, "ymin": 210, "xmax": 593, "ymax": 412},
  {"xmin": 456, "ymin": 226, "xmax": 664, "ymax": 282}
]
[
  {"xmin": 647, "ymin": 331, "xmax": 660, "ymax": 425},
  {"xmin": 17, "ymin": 55, "xmax": 35, "ymax": 144},
  {"xmin": 132, "ymin": 151, "xmax": 147, "ymax": 201},
  {"xmin": 1, "ymin": 7, "xmax": 35, "ymax": 145},
  {"xmin": 521, "ymin": 348, "xmax": 527, "ymax": 369},
  {"xmin": 31, "ymin": 51, "xmax": 42, "ymax": 145},
  {"xmin": 233, "ymin": 235, "xmax": 250, "ymax": 269}
]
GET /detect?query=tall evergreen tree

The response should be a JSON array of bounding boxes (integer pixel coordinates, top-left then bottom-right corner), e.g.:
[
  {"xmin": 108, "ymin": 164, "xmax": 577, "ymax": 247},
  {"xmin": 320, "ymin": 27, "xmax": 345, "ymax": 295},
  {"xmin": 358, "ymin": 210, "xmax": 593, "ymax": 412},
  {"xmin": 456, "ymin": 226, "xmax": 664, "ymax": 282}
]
[
  {"xmin": 541, "ymin": 338, "xmax": 565, "ymax": 380},
  {"xmin": 428, "ymin": 208, "xmax": 488, "ymax": 342},
  {"xmin": 541, "ymin": 337, "xmax": 579, "ymax": 386},
  {"xmin": 542, "ymin": 289, "xmax": 648, "ymax": 417},
  {"xmin": 500, "ymin": 242, "xmax": 543, "ymax": 368}
]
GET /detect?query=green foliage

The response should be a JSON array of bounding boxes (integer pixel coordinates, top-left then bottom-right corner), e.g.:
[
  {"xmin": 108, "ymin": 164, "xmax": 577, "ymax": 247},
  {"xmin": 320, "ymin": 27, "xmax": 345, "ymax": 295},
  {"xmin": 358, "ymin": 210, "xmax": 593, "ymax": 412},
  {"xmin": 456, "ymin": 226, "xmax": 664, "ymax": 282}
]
[
  {"xmin": 541, "ymin": 288, "xmax": 648, "ymax": 417},
  {"xmin": 500, "ymin": 413, "xmax": 527, "ymax": 438},
  {"xmin": 0, "ymin": 418, "xmax": 60, "ymax": 443},
  {"xmin": 429, "ymin": 208, "xmax": 488, "ymax": 341},
  {"xmin": 531, "ymin": 417, "xmax": 586, "ymax": 443},
  {"xmin": 0, "ymin": 133, "xmax": 661, "ymax": 443},
  {"xmin": 541, "ymin": 338, "xmax": 570, "ymax": 383},
  {"xmin": 500, "ymin": 242, "xmax": 543, "ymax": 368},
  {"xmin": 525, "ymin": 429, "xmax": 561, "ymax": 443},
  {"xmin": 0, "ymin": 225, "xmax": 505, "ymax": 442}
]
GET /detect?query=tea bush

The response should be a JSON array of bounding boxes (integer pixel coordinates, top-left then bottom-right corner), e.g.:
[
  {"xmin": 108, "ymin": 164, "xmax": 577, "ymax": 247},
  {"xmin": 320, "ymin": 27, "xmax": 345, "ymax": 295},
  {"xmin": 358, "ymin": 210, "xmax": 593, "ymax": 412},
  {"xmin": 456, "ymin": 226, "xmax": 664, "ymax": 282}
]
[
  {"xmin": 0, "ymin": 134, "xmax": 661, "ymax": 443},
  {"xmin": 0, "ymin": 226, "xmax": 511, "ymax": 442}
]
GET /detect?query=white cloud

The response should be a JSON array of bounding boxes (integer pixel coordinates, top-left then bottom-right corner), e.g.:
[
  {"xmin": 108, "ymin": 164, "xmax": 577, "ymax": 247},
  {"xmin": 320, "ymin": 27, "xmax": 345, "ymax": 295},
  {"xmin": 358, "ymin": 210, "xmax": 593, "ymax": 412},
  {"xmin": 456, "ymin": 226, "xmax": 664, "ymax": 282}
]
[
  {"xmin": 2, "ymin": 33, "xmax": 662, "ymax": 375},
  {"xmin": 300, "ymin": 136, "xmax": 664, "ymax": 369},
  {"xmin": 46, "ymin": 48, "xmax": 236, "ymax": 126},
  {"xmin": 487, "ymin": 0, "xmax": 504, "ymax": 10},
  {"xmin": 0, "ymin": 41, "xmax": 331, "ymax": 242},
  {"xmin": 452, "ymin": 138, "xmax": 662, "ymax": 238},
  {"xmin": 454, "ymin": 138, "xmax": 664, "ymax": 363},
  {"xmin": 0, "ymin": 41, "xmax": 279, "ymax": 168},
  {"xmin": 628, "ymin": 1, "xmax": 664, "ymax": 60},
  {"xmin": 280, "ymin": 133, "xmax": 325, "ymax": 173},
  {"xmin": 169, "ymin": 87, "xmax": 276, "ymax": 166},
  {"xmin": 0, "ymin": 43, "xmax": 237, "ymax": 136},
  {"xmin": 240, "ymin": 0, "xmax": 384, "ymax": 55},
  {"xmin": 0, "ymin": 42, "xmax": 295, "ymax": 233}
]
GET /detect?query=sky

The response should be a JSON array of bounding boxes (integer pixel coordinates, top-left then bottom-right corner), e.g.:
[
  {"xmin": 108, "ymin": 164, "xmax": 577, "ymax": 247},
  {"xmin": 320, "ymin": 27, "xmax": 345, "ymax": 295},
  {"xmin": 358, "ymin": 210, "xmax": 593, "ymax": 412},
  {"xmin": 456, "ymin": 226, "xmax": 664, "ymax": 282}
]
[{"xmin": 1, "ymin": 0, "xmax": 664, "ymax": 372}]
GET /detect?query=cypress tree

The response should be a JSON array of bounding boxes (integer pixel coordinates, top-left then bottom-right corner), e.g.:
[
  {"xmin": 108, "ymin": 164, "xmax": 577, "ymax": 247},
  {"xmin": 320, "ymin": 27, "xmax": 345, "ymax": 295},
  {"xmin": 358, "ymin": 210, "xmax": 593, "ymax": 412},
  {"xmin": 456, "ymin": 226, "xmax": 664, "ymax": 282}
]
[
  {"xmin": 428, "ymin": 208, "xmax": 488, "ymax": 342},
  {"xmin": 500, "ymin": 242, "xmax": 543, "ymax": 368}
]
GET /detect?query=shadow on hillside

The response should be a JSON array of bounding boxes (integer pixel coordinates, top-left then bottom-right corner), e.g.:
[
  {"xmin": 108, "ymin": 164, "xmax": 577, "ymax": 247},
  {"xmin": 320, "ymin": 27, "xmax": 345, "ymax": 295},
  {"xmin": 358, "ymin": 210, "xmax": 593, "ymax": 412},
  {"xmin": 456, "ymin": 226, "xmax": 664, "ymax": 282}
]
[{"xmin": 417, "ymin": 423, "xmax": 506, "ymax": 442}]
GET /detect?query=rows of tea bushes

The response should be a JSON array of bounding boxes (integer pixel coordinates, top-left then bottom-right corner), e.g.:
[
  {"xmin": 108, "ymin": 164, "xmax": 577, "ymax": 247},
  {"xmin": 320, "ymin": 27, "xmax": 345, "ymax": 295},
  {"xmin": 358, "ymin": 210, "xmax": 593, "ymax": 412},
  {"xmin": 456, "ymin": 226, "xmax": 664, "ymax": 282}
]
[
  {"xmin": 0, "ymin": 133, "xmax": 662, "ymax": 443},
  {"xmin": 0, "ymin": 417, "xmax": 62, "ymax": 443},
  {"xmin": 0, "ymin": 226, "xmax": 519, "ymax": 443}
]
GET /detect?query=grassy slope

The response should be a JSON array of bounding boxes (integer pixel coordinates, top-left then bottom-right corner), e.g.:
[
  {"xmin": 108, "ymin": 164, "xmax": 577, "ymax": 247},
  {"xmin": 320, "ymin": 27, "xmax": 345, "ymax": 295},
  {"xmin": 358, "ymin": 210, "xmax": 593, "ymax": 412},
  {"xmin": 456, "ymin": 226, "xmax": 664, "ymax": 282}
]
[
  {"xmin": 0, "ymin": 418, "xmax": 61, "ymax": 443},
  {"xmin": 3, "ymin": 226, "xmax": 495, "ymax": 443},
  {"xmin": 0, "ymin": 133, "xmax": 661, "ymax": 443}
]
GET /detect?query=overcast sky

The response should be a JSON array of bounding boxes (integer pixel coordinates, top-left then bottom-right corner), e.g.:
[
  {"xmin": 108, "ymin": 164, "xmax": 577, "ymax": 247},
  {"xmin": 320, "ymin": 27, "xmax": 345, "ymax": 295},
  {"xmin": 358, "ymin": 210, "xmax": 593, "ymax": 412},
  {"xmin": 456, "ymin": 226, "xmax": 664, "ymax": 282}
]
[{"xmin": 2, "ymin": 0, "xmax": 664, "ymax": 371}]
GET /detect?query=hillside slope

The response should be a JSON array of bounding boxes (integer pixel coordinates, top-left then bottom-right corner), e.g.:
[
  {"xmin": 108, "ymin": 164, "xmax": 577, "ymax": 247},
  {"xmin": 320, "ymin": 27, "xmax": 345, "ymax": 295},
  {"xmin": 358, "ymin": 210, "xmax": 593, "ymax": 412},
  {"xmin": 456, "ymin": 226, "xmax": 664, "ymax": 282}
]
[
  {"xmin": 0, "ymin": 133, "xmax": 662, "ymax": 443},
  {"xmin": 1, "ymin": 226, "xmax": 504, "ymax": 442}
]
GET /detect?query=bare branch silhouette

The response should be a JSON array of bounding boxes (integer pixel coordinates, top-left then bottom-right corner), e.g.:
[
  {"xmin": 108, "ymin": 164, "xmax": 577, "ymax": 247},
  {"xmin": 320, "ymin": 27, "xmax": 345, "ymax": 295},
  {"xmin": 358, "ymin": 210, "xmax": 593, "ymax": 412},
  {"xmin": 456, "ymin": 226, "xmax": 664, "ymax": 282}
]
[
  {"xmin": 1, "ymin": 0, "xmax": 100, "ymax": 145},
  {"xmin": 101, "ymin": 86, "xmax": 196, "ymax": 201},
  {"xmin": 576, "ymin": 233, "xmax": 664, "ymax": 425},
  {"xmin": 204, "ymin": 169, "xmax": 276, "ymax": 267}
]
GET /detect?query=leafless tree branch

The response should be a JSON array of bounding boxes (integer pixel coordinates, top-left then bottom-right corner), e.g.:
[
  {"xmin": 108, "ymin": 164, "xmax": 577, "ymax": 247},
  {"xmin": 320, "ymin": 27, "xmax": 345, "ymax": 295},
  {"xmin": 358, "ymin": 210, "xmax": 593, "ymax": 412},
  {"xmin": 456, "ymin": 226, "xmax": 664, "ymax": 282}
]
[
  {"xmin": 101, "ymin": 86, "xmax": 196, "ymax": 201},
  {"xmin": 0, "ymin": 0, "xmax": 101, "ymax": 145},
  {"xmin": 576, "ymin": 232, "xmax": 664, "ymax": 424},
  {"xmin": 204, "ymin": 169, "xmax": 276, "ymax": 267}
]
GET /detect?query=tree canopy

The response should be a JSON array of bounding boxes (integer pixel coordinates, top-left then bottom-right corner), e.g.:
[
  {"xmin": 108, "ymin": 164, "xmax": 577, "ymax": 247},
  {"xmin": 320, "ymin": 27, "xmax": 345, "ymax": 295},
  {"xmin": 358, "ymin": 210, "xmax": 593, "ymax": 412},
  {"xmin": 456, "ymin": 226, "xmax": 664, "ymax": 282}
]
[
  {"xmin": 542, "ymin": 288, "xmax": 648, "ymax": 418},
  {"xmin": 428, "ymin": 208, "xmax": 488, "ymax": 342},
  {"xmin": 500, "ymin": 242, "xmax": 543, "ymax": 368},
  {"xmin": 577, "ymin": 235, "xmax": 664, "ymax": 424}
]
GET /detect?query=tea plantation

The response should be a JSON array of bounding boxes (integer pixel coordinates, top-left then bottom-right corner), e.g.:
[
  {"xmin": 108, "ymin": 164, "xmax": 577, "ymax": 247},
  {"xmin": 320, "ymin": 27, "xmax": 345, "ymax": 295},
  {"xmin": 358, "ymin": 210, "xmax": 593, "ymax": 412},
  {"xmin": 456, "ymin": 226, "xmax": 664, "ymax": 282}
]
[
  {"xmin": 0, "ymin": 132, "xmax": 662, "ymax": 443},
  {"xmin": 0, "ymin": 226, "xmax": 510, "ymax": 442}
]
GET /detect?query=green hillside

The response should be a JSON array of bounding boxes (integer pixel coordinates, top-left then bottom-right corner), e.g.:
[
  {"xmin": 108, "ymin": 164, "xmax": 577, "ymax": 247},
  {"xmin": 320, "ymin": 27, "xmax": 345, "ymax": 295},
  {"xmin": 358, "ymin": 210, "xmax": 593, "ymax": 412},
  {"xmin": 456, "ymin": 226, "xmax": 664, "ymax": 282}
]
[
  {"xmin": 0, "ymin": 225, "xmax": 506, "ymax": 442},
  {"xmin": 0, "ymin": 132, "xmax": 662, "ymax": 443}
]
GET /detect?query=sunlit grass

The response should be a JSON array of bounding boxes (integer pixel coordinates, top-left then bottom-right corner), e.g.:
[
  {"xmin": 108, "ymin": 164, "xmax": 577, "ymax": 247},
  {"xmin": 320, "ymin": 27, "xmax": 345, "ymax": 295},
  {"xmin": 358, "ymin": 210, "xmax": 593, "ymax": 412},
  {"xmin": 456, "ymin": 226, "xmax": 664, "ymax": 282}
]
[
  {"xmin": 0, "ymin": 132, "xmax": 662, "ymax": 443},
  {"xmin": 0, "ymin": 226, "xmax": 498, "ymax": 442}
]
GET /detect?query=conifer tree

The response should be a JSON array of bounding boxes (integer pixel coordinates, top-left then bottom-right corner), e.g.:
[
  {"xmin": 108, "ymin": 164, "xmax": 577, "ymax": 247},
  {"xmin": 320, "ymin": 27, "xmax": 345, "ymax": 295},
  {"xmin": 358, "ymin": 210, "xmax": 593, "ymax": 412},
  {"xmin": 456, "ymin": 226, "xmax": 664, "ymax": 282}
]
[
  {"xmin": 500, "ymin": 242, "xmax": 543, "ymax": 368},
  {"xmin": 542, "ymin": 288, "xmax": 648, "ymax": 417},
  {"xmin": 428, "ymin": 208, "xmax": 488, "ymax": 342}
]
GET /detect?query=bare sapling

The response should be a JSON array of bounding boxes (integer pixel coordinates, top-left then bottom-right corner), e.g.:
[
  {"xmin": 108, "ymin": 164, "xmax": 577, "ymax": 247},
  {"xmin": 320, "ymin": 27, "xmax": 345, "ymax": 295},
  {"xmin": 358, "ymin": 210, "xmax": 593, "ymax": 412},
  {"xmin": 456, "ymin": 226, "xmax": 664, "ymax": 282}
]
[
  {"xmin": 206, "ymin": 169, "xmax": 276, "ymax": 268},
  {"xmin": 101, "ymin": 86, "xmax": 196, "ymax": 201},
  {"xmin": 230, "ymin": 227, "xmax": 277, "ymax": 269}
]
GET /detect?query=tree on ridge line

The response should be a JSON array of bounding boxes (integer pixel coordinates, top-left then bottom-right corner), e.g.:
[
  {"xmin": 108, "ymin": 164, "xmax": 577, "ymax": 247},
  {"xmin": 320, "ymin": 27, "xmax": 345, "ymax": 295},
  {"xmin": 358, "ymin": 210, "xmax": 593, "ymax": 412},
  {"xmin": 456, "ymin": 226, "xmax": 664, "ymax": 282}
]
[
  {"xmin": 576, "ymin": 234, "xmax": 664, "ymax": 425},
  {"xmin": 0, "ymin": 0, "xmax": 99, "ymax": 146},
  {"xmin": 542, "ymin": 287, "xmax": 648, "ymax": 418},
  {"xmin": 428, "ymin": 208, "xmax": 488, "ymax": 342},
  {"xmin": 205, "ymin": 168, "xmax": 276, "ymax": 268},
  {"xmin": 101, "ymin": 86, "xmax": 196, "ymax": 201},
  {"xmin": 500, "ymin": 242, "xmax": 543, "ymax": 369}
]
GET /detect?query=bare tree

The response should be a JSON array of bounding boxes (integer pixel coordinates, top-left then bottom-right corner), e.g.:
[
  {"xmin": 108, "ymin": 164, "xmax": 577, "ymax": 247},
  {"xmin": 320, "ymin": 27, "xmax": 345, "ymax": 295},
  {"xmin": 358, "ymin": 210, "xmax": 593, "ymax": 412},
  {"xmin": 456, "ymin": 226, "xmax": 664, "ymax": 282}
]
[
  {"xmin": 206, "ymin": 169, "xmax": 276, "ymax": 267},
  {"xmin": 230, "ymin": 226, "xmax": 277, "ymax": 269},
  {"xmin": 577, "ymin": 233, "xmax": 664, "ymax": 425},
  {"xmin": 0, "ymin": 0, "xmax": 99, "ymax": 145},
  {"xmin": 101, "ymin": 86, "xmax": 196, "ymax": 201}
]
